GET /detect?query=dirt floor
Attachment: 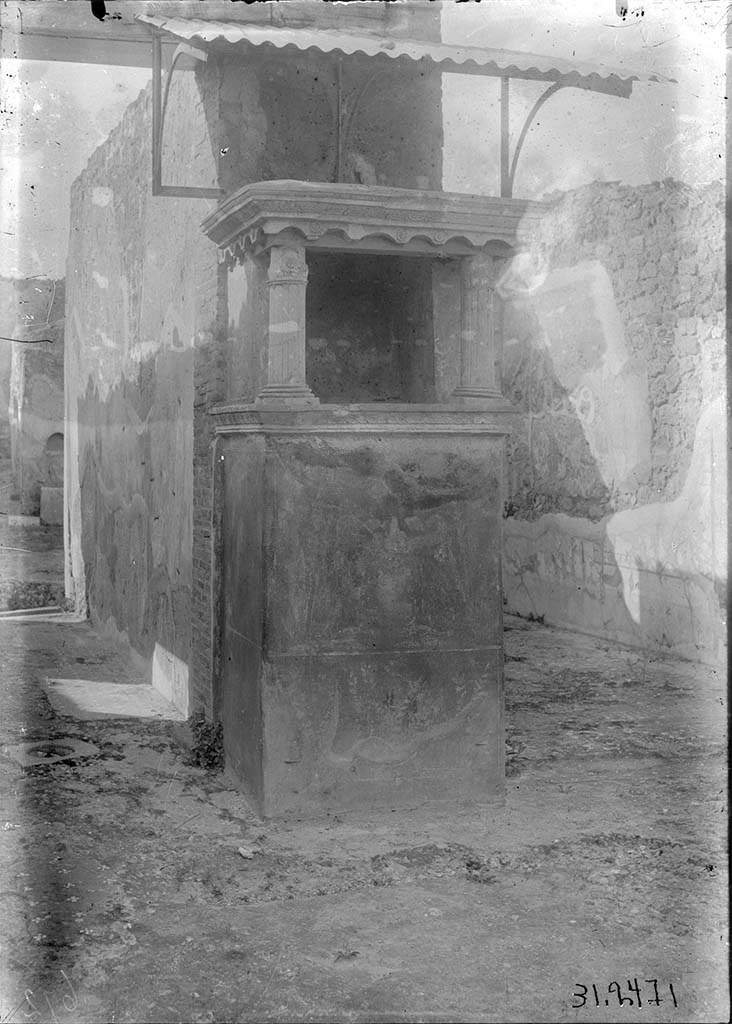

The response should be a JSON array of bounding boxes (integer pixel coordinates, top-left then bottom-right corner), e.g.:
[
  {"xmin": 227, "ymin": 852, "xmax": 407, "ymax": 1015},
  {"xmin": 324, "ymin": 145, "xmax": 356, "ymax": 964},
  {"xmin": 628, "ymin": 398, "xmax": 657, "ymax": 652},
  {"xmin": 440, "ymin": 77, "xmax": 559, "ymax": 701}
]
[
  {"xmin": 0, "ymin": 527, "xmax": 727, "ymax": 1022},
  {"xmin": 0, "ymin": 523, "xmax": 65, "ymax": 611},
  {"xmin": 0, "ymin": 456, "xmax": 65, "ymax": 612}
]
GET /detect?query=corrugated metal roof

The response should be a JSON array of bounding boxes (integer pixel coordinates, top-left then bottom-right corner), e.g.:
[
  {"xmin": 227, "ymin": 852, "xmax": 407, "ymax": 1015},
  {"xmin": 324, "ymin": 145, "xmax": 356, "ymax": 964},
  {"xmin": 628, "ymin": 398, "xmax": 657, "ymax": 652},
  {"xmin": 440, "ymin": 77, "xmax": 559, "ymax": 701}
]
[{"xmin": 136, "ymin": 14, "xmax": 674, "ymax": 93}]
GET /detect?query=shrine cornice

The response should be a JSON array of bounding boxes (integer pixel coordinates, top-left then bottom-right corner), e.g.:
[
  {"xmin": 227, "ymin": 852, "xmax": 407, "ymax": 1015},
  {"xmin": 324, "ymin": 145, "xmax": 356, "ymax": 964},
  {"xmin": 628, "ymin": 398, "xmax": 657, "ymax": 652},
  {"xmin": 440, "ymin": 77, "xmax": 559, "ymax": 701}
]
[
  {"xmin": 201, "ymin": 180, "xmax": 549, "ymax": 260},
  {"xmin": 209, "ymin": 402, "xmax": 517, "ymax": 434}
]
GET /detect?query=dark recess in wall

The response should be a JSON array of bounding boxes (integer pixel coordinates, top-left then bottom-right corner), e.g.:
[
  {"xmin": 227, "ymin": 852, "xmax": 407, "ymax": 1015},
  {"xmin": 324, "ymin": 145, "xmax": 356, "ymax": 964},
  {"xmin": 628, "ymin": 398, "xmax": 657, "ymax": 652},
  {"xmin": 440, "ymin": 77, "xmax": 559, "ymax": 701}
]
[{"xmin": 305, "ymin": 252, "xmax": 436, "ymax": 404}]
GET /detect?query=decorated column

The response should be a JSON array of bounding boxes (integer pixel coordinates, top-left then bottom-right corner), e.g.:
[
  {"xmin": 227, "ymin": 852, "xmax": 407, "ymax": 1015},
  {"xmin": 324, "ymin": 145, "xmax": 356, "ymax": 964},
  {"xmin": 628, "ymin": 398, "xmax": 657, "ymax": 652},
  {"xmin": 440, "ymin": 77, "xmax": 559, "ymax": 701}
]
[
  {"xmin": 256, "ymin": 245, "xmax": 319, "ymax": 407},
  {"xmin": 453, "ymin": 252, "xmax": 503, "ymax": 402}
]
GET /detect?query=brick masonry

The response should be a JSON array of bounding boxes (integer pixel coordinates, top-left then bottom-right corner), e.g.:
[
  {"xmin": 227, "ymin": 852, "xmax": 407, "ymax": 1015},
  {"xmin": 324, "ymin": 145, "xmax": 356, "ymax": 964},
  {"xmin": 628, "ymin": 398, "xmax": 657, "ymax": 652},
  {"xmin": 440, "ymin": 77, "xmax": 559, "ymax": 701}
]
[{"xmin": 499, "ymin": 180, "xmax": 726, "ymax": 663}]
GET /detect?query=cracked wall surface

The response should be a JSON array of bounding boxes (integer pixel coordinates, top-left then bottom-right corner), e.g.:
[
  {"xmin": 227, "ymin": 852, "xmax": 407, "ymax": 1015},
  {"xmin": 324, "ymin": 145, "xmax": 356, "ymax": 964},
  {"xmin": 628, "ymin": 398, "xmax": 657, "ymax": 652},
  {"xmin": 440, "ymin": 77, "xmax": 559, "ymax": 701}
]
[{"xmin": 500, "ymin": 181, "xmax": 726, "ymax": 664}]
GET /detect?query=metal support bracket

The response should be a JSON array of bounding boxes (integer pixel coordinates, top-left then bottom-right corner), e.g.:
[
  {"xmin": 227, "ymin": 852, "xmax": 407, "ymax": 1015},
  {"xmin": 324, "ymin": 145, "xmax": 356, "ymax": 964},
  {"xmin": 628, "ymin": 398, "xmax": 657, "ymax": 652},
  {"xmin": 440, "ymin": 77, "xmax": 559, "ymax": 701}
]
[
  {"xmin": 152, "ymin": 29, "xmax": 224, "ymax": 199},
  {"xmin": 499, "ymin": 78, "xmax": 565, "ymax": 198}
]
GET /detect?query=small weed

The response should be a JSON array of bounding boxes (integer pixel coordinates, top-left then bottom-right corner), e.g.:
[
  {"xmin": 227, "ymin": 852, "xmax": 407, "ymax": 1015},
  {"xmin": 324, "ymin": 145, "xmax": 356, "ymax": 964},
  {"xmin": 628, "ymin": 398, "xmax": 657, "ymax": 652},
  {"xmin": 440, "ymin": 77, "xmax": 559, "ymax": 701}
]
[
  {"xmin": 334, "ymin": 942, "xmax": 360, "ymax": 962},
  {"xmin": 186, "ymin": 712, "xmax": 225, "ymax": 773},
  {"xmin": 623, "ymin": 652, "xmax": 649, "ymax": 687},
  {"xmin": 505, "ymin": 608, "xmax": 546, "ymax": 626}
]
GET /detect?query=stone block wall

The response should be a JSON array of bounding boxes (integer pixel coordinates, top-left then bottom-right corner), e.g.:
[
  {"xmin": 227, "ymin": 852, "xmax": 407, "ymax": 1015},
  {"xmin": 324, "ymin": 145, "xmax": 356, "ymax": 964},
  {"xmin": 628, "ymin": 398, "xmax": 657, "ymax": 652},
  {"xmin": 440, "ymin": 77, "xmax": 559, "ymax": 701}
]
[{"xmin": 499, "ymin": 181, "xmax": 726, "ymax": 664}]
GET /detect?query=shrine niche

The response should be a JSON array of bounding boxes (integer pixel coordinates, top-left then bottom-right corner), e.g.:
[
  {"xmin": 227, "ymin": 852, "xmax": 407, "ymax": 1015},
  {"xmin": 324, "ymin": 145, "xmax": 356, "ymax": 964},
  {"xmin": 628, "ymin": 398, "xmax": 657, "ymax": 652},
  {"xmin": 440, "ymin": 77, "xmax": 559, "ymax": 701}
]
[
  {"xmin": 203, "ymin": 180, "xmax": 543, "ymax": 411},
  {"xmin": 201, "ymin": 181, "xmax": 544, "ymax": 816}
]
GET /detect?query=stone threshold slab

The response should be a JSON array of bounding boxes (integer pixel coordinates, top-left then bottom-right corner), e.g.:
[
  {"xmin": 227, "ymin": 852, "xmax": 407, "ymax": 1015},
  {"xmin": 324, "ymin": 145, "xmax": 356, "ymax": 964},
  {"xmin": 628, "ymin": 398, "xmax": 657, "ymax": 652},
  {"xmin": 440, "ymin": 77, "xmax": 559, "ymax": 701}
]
[{"xmin": 43, "ymin": 677, "xmax": 186, "ymax": 721}]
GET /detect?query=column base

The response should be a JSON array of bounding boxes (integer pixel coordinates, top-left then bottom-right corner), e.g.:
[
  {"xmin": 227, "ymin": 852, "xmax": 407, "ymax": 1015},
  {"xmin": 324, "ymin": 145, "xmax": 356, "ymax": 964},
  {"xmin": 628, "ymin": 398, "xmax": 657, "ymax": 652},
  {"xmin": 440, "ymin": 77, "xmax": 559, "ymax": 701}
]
[
  {"xmin": 451, "ymin": 386, "xmax": 514, "ymax": 410},
  {"xmin": 255, "ymin": 384, "xmax": 320, "ymax": 409}
]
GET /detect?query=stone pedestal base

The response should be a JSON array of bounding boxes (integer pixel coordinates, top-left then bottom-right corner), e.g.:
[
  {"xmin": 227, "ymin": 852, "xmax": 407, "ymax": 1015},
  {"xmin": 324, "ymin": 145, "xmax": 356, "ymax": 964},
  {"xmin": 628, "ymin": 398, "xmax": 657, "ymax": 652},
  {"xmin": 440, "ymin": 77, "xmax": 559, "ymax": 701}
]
[
  {"xmin": 254, "ymin": 384, "xmax": 320, "ymax": 408},
  {"xmin": 214, "ymin": 406, "xmax": 509, "ymax": 817}
]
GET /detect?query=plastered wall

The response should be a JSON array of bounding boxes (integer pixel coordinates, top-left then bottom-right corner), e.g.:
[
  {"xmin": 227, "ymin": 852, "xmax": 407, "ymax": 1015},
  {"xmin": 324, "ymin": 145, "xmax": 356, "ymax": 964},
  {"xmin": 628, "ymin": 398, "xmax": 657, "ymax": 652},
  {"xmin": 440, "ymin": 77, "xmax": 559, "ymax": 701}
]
[
  {"xmin": 499, "ymin": 181, "xmax": 726, "ymax": 664},
  {"xmin": 1, "ymin": 277, "xmax": 65, "ymax": 514},
  {"xmin": 66, "ymin": 11, "xmax": 444, "ymax": 718},
  {"xmin": 65, "ymin": 72, "xmax": 220, "ymax": 712}
]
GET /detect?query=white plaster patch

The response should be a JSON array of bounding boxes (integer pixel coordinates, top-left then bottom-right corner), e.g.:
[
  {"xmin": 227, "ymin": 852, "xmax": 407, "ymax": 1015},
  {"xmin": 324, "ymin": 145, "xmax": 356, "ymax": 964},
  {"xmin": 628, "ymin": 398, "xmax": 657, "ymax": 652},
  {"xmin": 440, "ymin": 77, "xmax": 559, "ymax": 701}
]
[
  {"xmin": 6, "ymin": 515, "xmax": 40, "ymax": 527},
  {"xmin": 612, "ymin": 548, "xmax": 642, "ymax": 623},
  {"xmin": 152, "ymin": 643, "xmax": 190, "ymax": 719},
  {"xmin": 124, "ymin": 339, "xmax": 159, "ymax": 369},
  {"xmin": 607, "ymin": 396, "xmax": 726, "ymax": 580},
  {"xmin": 270, "ymin": 321, "xmax": 299, "ymax": 333},
  {"xmin": 523, "ymin": 261, "xmax": 652, "ymax": 491},
  {"xmin": 531, "ymin": 261, "xmax": 628, "ymax": 374},
  {"xmin": 91, "ymin": 186, "xmax": 113, "ymax": 207},
  {"xmin": 607, "ymin": 395, "xmax": 727, "ymax": 629},
  {"xmin": 227, "ymin": 261, "xmax": 249, "ymax": 324},
  {"xmin": 64, "ymin": 308, "xmax": 88, "ymax": 613},
  {"xmin": 496, "ymin": 250, "xmax": 548, "ymax": 297},
  {"xmin": 92, "ymin": 271, "xmax": 109, "ymax": 290}
]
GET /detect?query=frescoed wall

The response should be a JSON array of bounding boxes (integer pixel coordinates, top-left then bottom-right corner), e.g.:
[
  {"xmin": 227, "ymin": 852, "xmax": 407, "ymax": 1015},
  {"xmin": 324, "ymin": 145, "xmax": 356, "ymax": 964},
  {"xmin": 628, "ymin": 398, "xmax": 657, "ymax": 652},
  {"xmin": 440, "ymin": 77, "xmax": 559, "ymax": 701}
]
[{"xmin": 500, "ymin": 181, "xmax": 725, "ymax": 664}]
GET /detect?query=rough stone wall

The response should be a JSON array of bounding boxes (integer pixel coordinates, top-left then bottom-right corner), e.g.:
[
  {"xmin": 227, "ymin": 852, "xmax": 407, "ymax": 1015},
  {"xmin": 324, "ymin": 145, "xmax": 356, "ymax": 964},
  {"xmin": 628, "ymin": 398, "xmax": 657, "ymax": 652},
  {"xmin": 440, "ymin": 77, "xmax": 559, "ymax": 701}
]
[
  {"xmin": 65, "ymin": 72, "xmax": 220, "ymax": 712},
  {"xmin": 500, "ymin": 181, "xmax": 726, "ymax": 663}
]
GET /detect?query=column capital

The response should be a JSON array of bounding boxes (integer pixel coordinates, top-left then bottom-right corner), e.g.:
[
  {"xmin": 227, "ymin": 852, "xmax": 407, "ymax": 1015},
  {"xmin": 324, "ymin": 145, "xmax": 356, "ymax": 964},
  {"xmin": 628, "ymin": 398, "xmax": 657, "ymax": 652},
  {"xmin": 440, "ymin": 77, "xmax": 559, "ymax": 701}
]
[
  {"xmin": 256, "ymin": 244, "xmax": 318, "ymax": 408},
  {"xmin": 463, "ymin": 251, "xmax": 503, "ymax": 290},
  {"xmin": 267, "ymin": 245, "xmax": 308, "ymax": 286}
]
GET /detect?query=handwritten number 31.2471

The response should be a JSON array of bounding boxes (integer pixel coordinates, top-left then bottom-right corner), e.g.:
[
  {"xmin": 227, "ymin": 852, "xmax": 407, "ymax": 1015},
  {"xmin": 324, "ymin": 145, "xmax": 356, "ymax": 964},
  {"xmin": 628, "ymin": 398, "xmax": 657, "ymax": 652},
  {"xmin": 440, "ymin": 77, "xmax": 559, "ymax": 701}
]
[{"xmin": 572, "ymin": 980, "xmax": 678, "ymax": 1008}]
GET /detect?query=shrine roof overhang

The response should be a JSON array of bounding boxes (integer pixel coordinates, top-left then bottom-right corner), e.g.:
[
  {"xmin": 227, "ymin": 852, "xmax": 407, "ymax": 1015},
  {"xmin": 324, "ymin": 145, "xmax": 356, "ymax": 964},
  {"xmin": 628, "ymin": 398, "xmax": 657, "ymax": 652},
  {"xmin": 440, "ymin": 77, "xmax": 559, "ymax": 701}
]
[
  {"xmin": 137, "ymin": 14, "xmax": 673, "ymax": 96},
  {"xmin": 137, "ymin": 14, "xmax": 675, "ymax": 201},
  {"xmin": 201, "ymin": 180, "xmax": 549, "ymax": 261}
]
